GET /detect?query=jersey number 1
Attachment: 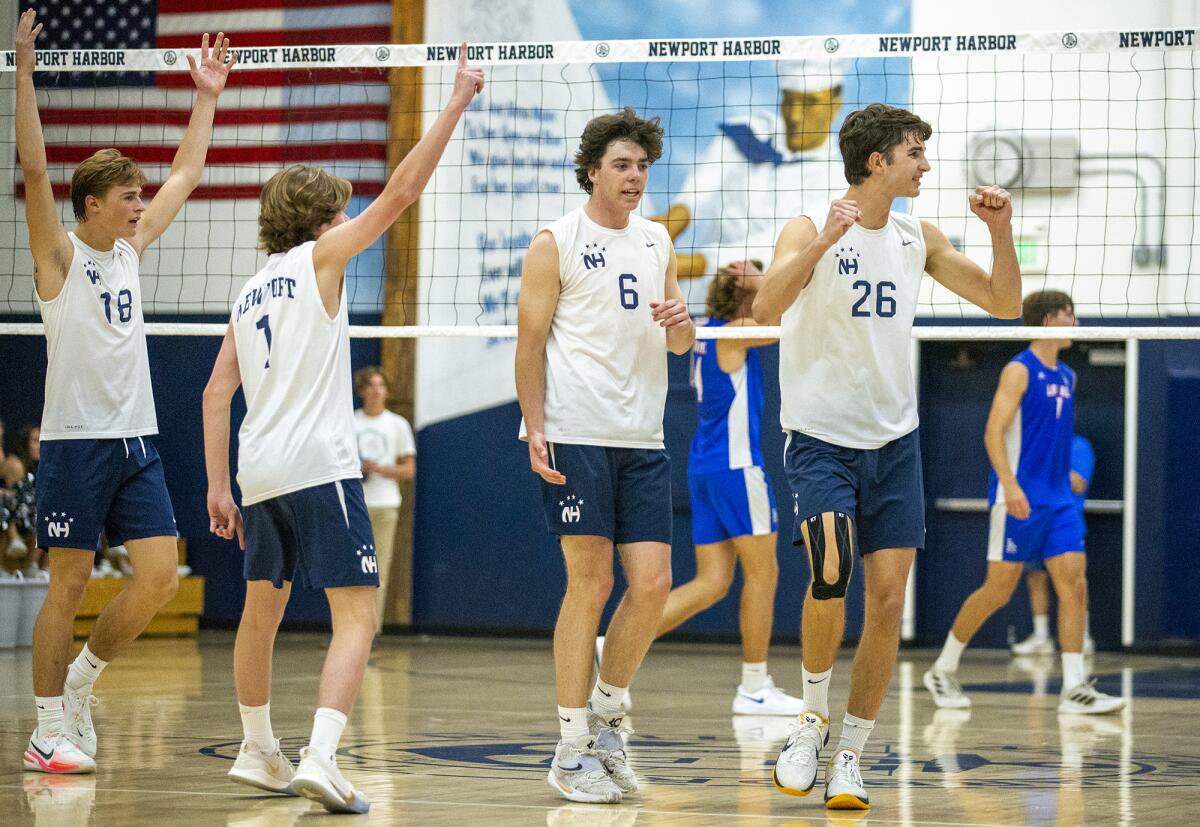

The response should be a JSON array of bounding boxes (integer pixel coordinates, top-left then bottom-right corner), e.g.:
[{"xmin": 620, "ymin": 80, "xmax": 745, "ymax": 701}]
[{"xmin": 256, "ymin": 314, "xmax": 273, "ymax": 369}]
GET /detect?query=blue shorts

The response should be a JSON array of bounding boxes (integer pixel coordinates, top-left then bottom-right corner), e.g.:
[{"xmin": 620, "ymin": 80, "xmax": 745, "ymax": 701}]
[
  {"xmin": 783, "ymin": 429, "xmax": 925, "ymax": 555},
  {"xmin": 688, "ymin": 466, "xmax": 778, "ymax": 545},
  {"xmin": 541, "ymin": 443, "xmax": 672, "ymax": 545},
  {"xmin": 243, "ymin": 478, "xmax": 380, "ymax": 590},
  {"xmin": 988, "ymin": 501, "xmax": 1085, "ymax": 564},
  {"xmin": 35, "ymin": 437, "xmax": 177, "ymax": 551}
]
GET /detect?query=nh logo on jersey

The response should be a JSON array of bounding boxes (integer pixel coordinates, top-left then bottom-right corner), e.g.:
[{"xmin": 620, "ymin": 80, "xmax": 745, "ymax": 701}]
[
  {"xmin": 43, "ymin": 511, "xmax": 74, "ymax": 538},
  {"xmin": 356, "ymin": 544, "xmax": 378, "ymax": 574},
  {"xmin": 835, "ymin": 245, "xmax": 860, "ymax": 275},
  {"xmin": 559, "ymin": 494, "xmax": 582, "ymax": 524},
  {"xmin": 85, "ymin": 263, "xmax": 100, "ymax": 284},
  {"xmin": 581, "ymin": 243, "xmax": 607, "ymax": 270}
]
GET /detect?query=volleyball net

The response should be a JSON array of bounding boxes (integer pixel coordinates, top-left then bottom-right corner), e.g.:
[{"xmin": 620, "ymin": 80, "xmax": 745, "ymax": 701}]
[{"xmin": 2, "ymin": 28, "xmax": 1199, "ymax": 336}]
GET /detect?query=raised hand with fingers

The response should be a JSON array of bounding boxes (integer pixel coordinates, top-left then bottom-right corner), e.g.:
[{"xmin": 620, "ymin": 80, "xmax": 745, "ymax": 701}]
[
  {"xmin": 187, "ymin": 31, "xmax": 238, "ymax": 98},
  {"xmin": 15, "ymin": 8, "xmax": 43, "ymax": 74},
  {"xmin": 449, "ymin": 42, "xmax": 486, "ymax": 109}
]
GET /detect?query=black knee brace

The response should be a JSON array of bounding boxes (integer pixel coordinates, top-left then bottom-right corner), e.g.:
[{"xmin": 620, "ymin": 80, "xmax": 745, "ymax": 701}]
[{"xmin": 804, "ymin": 511, "xmax": 854, "ymax": 600}]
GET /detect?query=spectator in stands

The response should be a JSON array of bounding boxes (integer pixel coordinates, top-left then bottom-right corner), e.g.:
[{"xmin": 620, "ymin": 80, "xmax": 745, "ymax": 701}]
[{"xmin": 353, "ymin": 367, "xmax": 416, "ymax": 631}]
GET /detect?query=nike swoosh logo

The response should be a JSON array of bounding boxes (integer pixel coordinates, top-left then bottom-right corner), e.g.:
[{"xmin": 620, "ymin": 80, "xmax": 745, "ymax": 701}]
[
  {"xmin": 558, "ymin": 762, "xmax": 583, "ymax": 771},
  {"xmin": 807, "ymin": 677, "xmax": 829, "ymax": 684},
  {"xmin": 30, "ymin": 741, "xmax": 54, "ymax": 762},
  {"xmin": 902, "ymin": 239, "xmax": 915, "ymax": 246},
  {"xmin": 85, "ymin": 658, "xmax": 97, "ymax": 668},
  {"xmin": 645, "ymin": 242, "xmax": 655, "ymax": 247},
  {"xmin": 558, "ymin": 715, "xmax": 571, "ymax": 722},
  {"xmin": 739, "ymin": 694, "xmax": 765, "ymax": 703},
  {"xmin": 597, "ymin": 688, "xmax": 612, "ymax": 697}
]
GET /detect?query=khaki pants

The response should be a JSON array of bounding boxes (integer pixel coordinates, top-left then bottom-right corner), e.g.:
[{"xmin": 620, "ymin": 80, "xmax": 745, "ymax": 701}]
[{"xmin": 367, "ymin": 506, "xmax": 399, "ymax": 629}]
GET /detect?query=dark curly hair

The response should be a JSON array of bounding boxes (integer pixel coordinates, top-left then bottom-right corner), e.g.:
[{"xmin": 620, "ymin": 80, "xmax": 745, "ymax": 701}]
[
  {"xmin": 574, "ymin": 107, "xmax": 664, "ymax": 194},
  {"xmin": 839, "ymin": 103, "xmax": 932, "ymax": 186},
  {"xmin": 1022, "ymin": 289, "xmax": 1074, "ymax": 327}
]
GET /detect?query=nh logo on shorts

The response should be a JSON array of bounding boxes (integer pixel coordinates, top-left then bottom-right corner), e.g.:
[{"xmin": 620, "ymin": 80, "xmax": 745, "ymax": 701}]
[
  {"xmin": 835, "ymin": 245, "xmax": 860, "ymax": 275},
  {"xmin": 43, "ymin": 511, "xmax": 73, "ymax": 538},
  {"xmin": 560, "ymin": 494, "xmax": 582, "ymax": 524},
  {"xmin": 582, "ymin": 243, "xmax": 607, "ymax": 270},
  {"xmin": 357, "ymin": 544, "xmax": 377, "ymax": 574}
]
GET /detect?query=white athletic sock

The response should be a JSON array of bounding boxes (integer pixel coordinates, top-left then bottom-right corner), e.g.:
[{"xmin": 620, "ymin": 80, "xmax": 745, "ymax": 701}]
[
  {"xmin": 64, "ymin": 644, "xmax": 108, "ymax": 692},
  {"xmin": 558, "ymin": 706, "xmax": 590, "ymax": 742},
  {"xmin": 309, "ymin": 707, "xmax": 347, "ymax": 763},
  {"xmin": 590, "ymin": 678, "xmax": 626, "ymax": 722},
  {"xmin": 1033, "ymin": 614, "xmax": 1050, "ymax": 639},
  {"xmin": 1062, "ymin": 652, "xmax": 1087, "ymax": 690},
  {"xmin": 801, "ymin": 666, "xmax": 832, "ymax": 720},
  {"xmin": 837, "ymin": 713, "xmax": 875, "ymax": 755},
  {"xmin": 934, "ymin": 632, "xmax": 967, "ymax": 674},
  {"xmin": 34, "ymin": 696, "xmax": 64, "ymax": 738},
  {"xmin": 741, "ymin": 661, "xmax": 768, "ymax": 693},
  {"xmin": 239, "ymin": 703, "xmax": 275, "ymax": 751}
]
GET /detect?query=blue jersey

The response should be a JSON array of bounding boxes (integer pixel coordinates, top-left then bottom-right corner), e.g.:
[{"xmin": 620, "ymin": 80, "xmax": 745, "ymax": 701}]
[
  {"xmin": 688, "ymin": 318, "xmax": 765, "ymax": 474},
  {"xmin": 989, "ymin": 349, "xmax": 1076, "ymax": 507}
]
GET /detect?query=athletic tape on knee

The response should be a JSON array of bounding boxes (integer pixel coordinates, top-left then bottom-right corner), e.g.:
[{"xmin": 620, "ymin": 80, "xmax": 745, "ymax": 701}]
[{"xmin": 805, "ymin": 511, "xmax": 854, "ymax": 600}]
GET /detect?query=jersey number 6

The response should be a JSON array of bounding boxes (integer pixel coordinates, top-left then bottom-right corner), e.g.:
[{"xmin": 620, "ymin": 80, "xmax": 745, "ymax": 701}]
[{"xmin": 618, "ymin": 273, "xmax": 638, "ymax": 310}]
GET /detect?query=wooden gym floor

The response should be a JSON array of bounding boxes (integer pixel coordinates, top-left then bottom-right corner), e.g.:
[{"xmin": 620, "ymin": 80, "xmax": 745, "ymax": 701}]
[{"xmin": 2, "ymin": 633, "xmax": 1198, "ymax": 825}]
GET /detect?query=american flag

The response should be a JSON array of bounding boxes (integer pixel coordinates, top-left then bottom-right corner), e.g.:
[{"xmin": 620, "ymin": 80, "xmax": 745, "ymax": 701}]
[{"xmin": 25, "ymin": 0, "xmax": 393, "ymax": 201}]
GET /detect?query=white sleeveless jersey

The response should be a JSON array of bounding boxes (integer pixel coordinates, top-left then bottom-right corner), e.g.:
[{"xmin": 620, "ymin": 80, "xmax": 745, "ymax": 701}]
[
  {"xmin": 779, "ymin": 206, "xmax": 926, "ymax": 449},
  {"xmin": 232, "ymin": 241, "xmax": 360, "ymax": 505},
  {"xmin": 38, "ymin": 233, "xmax": 157, "ymax": 440},
  {"xmin": 519, "ymin": 207, "xmax": 671, "ymax": 449}
]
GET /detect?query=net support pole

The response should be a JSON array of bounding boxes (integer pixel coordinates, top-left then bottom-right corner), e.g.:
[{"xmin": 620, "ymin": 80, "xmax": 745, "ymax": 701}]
[
  {"xmin": 902, "ymin": 338, "xmax": 919, "ymax": 643},
  {"xmin": 379, "ymin": 0, "xmax": 425, "ymax": 629},
  {"xmin": 1121, "ymin": 338, "xmax": 1139, "ymax": 648}
]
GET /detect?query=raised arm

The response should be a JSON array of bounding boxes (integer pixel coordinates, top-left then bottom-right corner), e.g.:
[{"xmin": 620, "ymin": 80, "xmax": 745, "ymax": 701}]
[
  {"xmin": 132, "ymin": 33, "xmax": 236, "ymax": 257},
  {"xmin": 752, "ymin": 199, "xmax": 858, "ymax": 323},
  {"xmin": 923, "ymin": 185, "xmax": 1022, "ymax": 319},
  {"xmin": 651, "ymin": 245, "xmax": 695, "ymax": 355},
  {"xmin": 515, "ymin": 231, "xmax": 566, "ymax": 485},
  {"xmin": 202, "ymin": 325, "xmax": 245, "ymax": 548},
  {"xmin": 984, "ymin": 360, "xmax": 1031, "ymax": 520},
  {"xmin": 15, "ymin": 10, "xmax": 73, "ymax": 300},
  {"xmin": 312, "ymin": 44, "xmax": 484, "ymax": 297}
]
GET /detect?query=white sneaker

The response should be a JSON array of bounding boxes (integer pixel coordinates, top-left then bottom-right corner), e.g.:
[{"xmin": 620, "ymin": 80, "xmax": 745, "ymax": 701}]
[
  {"xmin": 291, "ymin": 746, "xmax": 369, "ymax": 814},
  {"xmin": 772, "ymin": 712, "xmax": 828, "ymax": 796},
  {"xmin": 23, "ymin": 729, "xmax": 96, "ymax": 774},
  {"xmin": 1058, "ymin": 679, "xmax": 1126, "ymax": 715},
  {"xmin": 228, "ymin": 739, "xmax": 296, "ymax": 794},
  {"xmin": 1011, "ymin": 633, "xmax": 1056, "ymax": 656},
  {"xmin": 732, "ymin": 676, "xmax": 805, "ymax": 716},
  {"xmin": 593, "ymin": 637, "xmax": 632, "ymax": 711},
  {"xmin": 824, "ymin": 748, "xmax": 870, "ymax": 810},
  {"xmin": 587, "ymin": 710, "xmax": 636, "ymax": 793},
  {"xmin": 62, "ymin": 689, "xmax": 98, "ymax": 758},
  {"xmin": 923, "ymin": 669, "xmax": 971, "ymax": 709},
  {"xmin": 547, "ymin": 734, "xmax": 623, "ymax": 804}
]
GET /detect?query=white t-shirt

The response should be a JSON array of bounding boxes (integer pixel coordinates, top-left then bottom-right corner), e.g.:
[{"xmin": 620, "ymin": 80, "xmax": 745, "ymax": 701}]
[
  {"xmin": 354, "ymin": 408, "xmax": 415, "ymax": 508},
  {"xmin": 231, "ymin": 241, "xmax": 360, "ymax": 505},
  {"xmin": 39, "ymin": 233, "xmax": 157, "ymax": 440},
  {"xmin": 518, "ymin": 206, "xmax": 671, "ymax": 449},
  {"xmin": 779, "ymin": 205, "xmax": 926, "ymax": 449}
]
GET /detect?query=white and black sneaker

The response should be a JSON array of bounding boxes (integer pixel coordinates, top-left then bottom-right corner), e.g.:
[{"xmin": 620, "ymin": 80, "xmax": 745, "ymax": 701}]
[
  {"xmin": 923, "ymin": 668, "xmax": 971, "ymax": 709},
  {"xmin": 1058, "ymin": 678, "xmax": 1126, "ymax": 715},
  {"xmin": 772, "ymin": 712, "xmax": 828, "ymax": 796},
  {"xmin": 547, "ymin": 734, "xmax": 623, "ymax": 804},
  {"xmin": 824, "ymin": 748, "xmax": 870, "ymax": 810}
]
